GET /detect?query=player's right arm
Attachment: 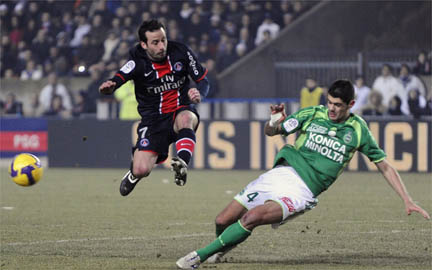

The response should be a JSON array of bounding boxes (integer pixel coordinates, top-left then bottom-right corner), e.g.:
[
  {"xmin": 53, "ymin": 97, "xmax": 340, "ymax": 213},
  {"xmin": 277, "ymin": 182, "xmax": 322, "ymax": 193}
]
[
  {"xmin": 99, "ymin": 80, "xmax": 117, "ymax": 95},
  {"xmin": 264, "ymin": 104, "xmax": 287, "ymax": 136}
]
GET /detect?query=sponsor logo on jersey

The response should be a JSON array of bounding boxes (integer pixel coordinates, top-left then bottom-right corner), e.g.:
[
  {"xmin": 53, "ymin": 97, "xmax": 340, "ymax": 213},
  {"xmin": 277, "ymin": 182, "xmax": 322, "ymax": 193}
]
[
  {"xmin": 304, "ymin": 132, "xmax": 346, "ymax": 163},
  {"xmin": 187, "ymin": 51, "xmax": 199, "ymax": 76},
  {"xmin": 146, "ymin": 75, "xmax": 186, "ymax": 94},
  {"xmin": 140, "ymin": 138, "xmax": 149, "ymax": 147},
  {"xmin": 283, "ymin": 118, "xmax": 299, "ymax": 132},
  {"xmin": 306, "ymin": 123, "xmax": 328, "ymax": 134},
  {"xmin": 343, "ymin": 131, "xmax": 353, "ymax": 144},
  {"xmin": 120, "ymin": 60, "xmax": 135, "ymax": 74},
  {"xmin": 173, "ymin": 62, "xmax": 183, "ymax": 72}
]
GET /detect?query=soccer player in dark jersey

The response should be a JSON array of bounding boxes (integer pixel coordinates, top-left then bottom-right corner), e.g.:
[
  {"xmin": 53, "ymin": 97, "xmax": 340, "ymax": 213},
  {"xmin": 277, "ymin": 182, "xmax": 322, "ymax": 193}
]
[
  {"xmin": 99, "ymin": 19, "xmax": 209, "ymax": 196},
  {"xmin": 176, "ymin": 79, "xmax": 430, "ymax": 269}
]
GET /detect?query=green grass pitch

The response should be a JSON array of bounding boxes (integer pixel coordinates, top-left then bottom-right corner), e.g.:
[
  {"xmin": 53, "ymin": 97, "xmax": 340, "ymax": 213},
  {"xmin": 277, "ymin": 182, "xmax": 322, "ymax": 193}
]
[{"xmin": 1, "ymin": 168, "xmax": 431, "ymax": 270}]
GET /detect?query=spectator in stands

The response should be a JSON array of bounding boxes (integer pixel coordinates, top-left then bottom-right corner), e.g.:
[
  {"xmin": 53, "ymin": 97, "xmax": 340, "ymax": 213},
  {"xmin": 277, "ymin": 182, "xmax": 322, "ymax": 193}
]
[
  {"xmin": 46, "ymin": 46, "xmax": 69, "ymax": 77},
  {"xmin": 398, "ymin": 63, "xmax": 426, "ymax": 114},
  {"xmin": 102, "ymin": 31, "xmax": 120, "ymax": 62},
  {"xmin": 413, "ymin": 51, "xmax": 431, "ymax": 75},
  {"xmin": 361, "ymin": 90, "xmax": 386, "ymax": 116},
  {"xmin": 32, "ymin": 29, "xmax": 52, "ymax": 64},
  {"xmin": 255, "ymin": 13, "xmax": 280, "ymax": 46},
  {"xmin": 387, "ymin": 96, "xmax": 404, "ymax": 116},
  {"xmin": 39, "ymin": 72, "xmax": 73, "ymax": 113},
  {"xmin": 114, "ymin": 81, "xmax": 140, "ymax": 120},
  {"xmin": 351, "ymin": 76, "xmax": 371, "ymax": 113},
  {"xmin": 2, "ymin": 92, "xmax": 23, "ymax": 116},
  {"xmin": 43, "ymin": 94, "xmax": 72, "ymax": 119},
  {"xmin": 20, "ymin": 59, "xmax": 43, "ymax": 80},
  {"xmin": 399, "ymin": 63, "xmax": 426, "ymax": 98},
  {"xmin": 408, "ymin": 89, "xmax": 428, "ymax": 118},
  {"xmin": 25, "ymin": 93, "xmax": 44, "ymax": 117},
  {"xmin": 75, "ymin": 35, "xmax": 103, "ymax": 71},
  {"xmin": 70, "ymin": 13, "xmax": 91, "ymax": 48},
  {"xmin": 300, "ymin": 77, "xmax": 323, "ymax": 108},
  {"xmin": 372, "ymin": 64, "xmax": 407, "ymax": 114},
  {"xmin": 237, "ymin": 27, "xmax": 254, "ymax": 53},
  {"xmin": 81, "ymin": 64, "xmax": 106, "ymax": 114}
]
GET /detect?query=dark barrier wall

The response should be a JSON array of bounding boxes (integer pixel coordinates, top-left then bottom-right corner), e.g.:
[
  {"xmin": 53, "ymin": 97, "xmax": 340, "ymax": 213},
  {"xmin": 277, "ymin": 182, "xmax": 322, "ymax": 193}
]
[
  {"xmin": 47, "ymin": 119, "xmax": 432, "ymax": 172},
  {"xmin": 47, "ymin": 119, "xmax": 133, "ymax": 168}
]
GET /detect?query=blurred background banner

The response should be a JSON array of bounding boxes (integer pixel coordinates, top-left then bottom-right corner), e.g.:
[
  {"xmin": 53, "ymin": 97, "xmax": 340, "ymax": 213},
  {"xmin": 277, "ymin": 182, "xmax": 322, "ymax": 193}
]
[
  {"xmin": 39, "ymin": 118, "xmax": 431, "ymax": 172},
  {"xmin": 0, "ymin": 0, "xmax": 431, "ymax": 171},
  {"xmin": 0, "ymin": 118, "xmax": 47, "ymax": 158}
]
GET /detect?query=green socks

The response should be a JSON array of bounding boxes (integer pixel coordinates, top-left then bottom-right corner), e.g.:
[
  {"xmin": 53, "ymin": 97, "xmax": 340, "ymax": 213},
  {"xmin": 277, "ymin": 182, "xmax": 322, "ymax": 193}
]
[{"xmin": 197, "ymin": 220, "xmax": 251, "ymax": 262}]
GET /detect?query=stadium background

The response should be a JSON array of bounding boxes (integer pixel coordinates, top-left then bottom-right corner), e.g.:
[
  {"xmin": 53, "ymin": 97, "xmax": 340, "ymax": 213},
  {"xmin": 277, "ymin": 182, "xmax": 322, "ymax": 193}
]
[
  {"xmin": 0, "ymin": 0, "xmax": 430, "ymax": 171},
  {"xmin": 1, "ymin": 1, "xmax": 431, "ymax": 270}
]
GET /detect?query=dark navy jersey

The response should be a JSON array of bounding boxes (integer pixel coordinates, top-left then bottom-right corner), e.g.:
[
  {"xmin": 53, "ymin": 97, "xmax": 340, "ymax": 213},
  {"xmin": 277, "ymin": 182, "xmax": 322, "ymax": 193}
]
[{"xmin": 110, "ymin": 41, "xmax": 208, "ymax": 123}]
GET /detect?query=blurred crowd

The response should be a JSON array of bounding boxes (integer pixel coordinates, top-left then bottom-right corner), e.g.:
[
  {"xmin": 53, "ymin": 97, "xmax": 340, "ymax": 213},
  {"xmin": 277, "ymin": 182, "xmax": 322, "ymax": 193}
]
[
  {"xmin": 0, "ymin": 0, "xmax": 314, "ymax": 118},
  {"xmin": 299, "ymin": 51, "xmax": 432, "ymax": 118},
  {"xmin": 1, "ymin": 0, "xmax": 431, "ymax": 119}
]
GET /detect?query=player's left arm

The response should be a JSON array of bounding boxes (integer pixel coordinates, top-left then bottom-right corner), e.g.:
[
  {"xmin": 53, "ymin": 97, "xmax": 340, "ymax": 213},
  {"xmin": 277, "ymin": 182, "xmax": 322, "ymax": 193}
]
[{"xmin": 376, "ymin": 159, "xmax": 430, "ymax": 219}]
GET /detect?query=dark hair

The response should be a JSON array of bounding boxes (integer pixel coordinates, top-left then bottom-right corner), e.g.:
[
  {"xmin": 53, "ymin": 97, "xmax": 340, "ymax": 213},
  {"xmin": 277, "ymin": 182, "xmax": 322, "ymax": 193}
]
[
  {"xmin": 138, "ymin": 19, "xmax": 165, "ymax": 43},
  {"xmin": 327, "ymin": 79, "xmax": 355, "ymax": 104}
]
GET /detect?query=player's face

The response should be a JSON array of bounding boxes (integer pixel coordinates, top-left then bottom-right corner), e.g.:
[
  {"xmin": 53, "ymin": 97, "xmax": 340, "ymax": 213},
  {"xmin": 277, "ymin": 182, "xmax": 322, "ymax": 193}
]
[
  {"xmin": 327, "ymin": 95, "xmax": 354, "ymax": 123},
  {"xmin": 141, "ymin": 28, "xmax": 167, "ymax": 61}
]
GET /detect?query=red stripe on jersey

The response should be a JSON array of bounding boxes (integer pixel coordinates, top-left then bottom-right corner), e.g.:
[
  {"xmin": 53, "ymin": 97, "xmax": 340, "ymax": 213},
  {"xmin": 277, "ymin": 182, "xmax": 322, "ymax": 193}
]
[
  {"xmin": 160, "ymin": 89, "xmax": 179, "ymax": 113},
  {"xmin": 176, "ymin": 138, "xmax": 195, "ymax": 155},
  {"xmin": 195, "ymin": 69, "xmax": 208, "ymax": 82},
  {"xmin": 152, "ymin": 57, "xmax": 172, "ymax": 78},
  {"xmin": 115, "ymin": 73, "xmax": 125, "ymax": 81}
]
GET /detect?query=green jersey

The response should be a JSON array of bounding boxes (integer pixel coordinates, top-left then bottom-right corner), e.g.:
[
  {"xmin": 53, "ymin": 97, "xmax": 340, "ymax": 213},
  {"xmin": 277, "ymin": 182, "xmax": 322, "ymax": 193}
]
[{"xmin": 274, "ymin": 105, "xmax": 386, "ymax": 197}]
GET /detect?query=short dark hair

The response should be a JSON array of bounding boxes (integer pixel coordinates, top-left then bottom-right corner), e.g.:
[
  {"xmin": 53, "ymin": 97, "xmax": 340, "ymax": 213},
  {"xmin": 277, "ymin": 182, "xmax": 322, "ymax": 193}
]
[
  {"xmin": 327, "ymin": 79, "xmax": 355, "ymax": 104},
  {"xmin": 138, "ymin": 19, "xmax": 165, "ymax": 43}
]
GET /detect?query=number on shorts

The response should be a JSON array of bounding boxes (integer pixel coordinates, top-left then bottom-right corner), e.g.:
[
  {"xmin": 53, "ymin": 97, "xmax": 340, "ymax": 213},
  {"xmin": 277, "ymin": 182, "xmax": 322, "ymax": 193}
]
[
  {"xmin": 139, "ymin": 127, "xmax": 148, "ymax": 139},
  {"xmin": 246, "ymin": 192, "xmax": 259, "ymax": 202}
]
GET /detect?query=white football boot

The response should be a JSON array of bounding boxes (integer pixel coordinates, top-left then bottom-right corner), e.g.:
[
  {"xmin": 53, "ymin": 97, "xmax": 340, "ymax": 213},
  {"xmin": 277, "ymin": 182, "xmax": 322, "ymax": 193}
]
[{"xmin": 176, "ymin": 251, "xmax": 201, "ymax": 269}]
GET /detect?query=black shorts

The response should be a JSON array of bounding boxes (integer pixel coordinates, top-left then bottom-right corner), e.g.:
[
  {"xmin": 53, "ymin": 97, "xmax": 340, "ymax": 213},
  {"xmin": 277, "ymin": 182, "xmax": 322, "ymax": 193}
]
[{"xmin": 133, "ymin": 105, "xmax": 199, "ymax": 164}]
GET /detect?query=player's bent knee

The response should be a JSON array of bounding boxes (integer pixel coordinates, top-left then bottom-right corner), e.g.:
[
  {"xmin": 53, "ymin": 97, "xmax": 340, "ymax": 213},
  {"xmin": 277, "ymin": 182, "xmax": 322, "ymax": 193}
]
[
  {"xmin": 240, "ymin": 211, "xmax": 262, "ymax": 230},
  {"xmin": 132, "ymin": 164, "xmax": 152, "ymax": 178}
]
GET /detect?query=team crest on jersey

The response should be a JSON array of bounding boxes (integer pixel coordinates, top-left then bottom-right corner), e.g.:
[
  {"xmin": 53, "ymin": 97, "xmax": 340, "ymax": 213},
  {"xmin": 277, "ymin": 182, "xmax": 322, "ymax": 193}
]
[
  {"xmin": 283, "ymin": 118, "xmax": 299, "ymax": 132},
  {"xmin": 343, "ymin": 131, "xmax": 353, "ymax": 144},
  {"xmin": 173, "ymin": 62, "xmax": 183, "ymax": 72},
  {"xmin": 140, "ymin": 138, "xmax": 149, "ymax": 147},
  {"xmin": 120, "ymin": 60, "xmax": 135, "ymax": 74}
]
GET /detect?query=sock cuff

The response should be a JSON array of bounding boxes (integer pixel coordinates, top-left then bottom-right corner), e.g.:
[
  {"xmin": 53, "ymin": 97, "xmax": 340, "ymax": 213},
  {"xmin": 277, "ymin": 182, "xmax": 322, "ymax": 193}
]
[{"xmin": 237, "ymin": 220, "xmax": 252, "ymax": 234}]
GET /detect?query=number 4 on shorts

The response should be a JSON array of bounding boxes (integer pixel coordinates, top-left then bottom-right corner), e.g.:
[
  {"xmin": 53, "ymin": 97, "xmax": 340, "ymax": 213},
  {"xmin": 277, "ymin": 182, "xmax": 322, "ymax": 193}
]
[{"xmin": 247, "ymin": 192, "xmax": 259, "ymax": 202}]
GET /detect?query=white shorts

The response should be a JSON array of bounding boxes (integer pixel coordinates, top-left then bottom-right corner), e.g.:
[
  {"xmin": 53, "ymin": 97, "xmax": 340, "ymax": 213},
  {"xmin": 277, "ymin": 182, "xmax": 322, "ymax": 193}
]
[{"xmin": 234, "ymin": 166, "xmax": 318, "ymax": 228}]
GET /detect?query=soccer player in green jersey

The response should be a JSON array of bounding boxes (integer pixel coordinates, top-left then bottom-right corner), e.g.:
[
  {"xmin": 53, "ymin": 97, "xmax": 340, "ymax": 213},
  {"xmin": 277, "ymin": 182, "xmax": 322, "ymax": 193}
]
[{"xmin": 176, "ymin": 79, "xmax": 430, "ymax": 269}]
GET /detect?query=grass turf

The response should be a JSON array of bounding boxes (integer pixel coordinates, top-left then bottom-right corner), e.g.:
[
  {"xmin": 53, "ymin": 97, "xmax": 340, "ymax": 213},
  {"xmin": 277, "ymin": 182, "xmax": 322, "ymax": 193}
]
[{"xmin": 1, "ymin": 168, "xmax": 431, "ymax": 270}]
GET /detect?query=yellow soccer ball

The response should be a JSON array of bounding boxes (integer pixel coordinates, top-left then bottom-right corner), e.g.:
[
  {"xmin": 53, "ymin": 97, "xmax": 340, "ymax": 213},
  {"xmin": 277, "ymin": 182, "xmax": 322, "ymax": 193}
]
[{"xmin": 8, "ymin": 153, "xmax": 43, "ymax": 186}]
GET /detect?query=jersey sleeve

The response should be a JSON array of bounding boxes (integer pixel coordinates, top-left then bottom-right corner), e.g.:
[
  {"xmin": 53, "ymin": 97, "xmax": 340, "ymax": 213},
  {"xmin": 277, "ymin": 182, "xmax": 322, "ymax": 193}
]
[
  {"xmin": 110, "ymin": 50, "xmax": 142, "ymax": 90},
  {"xmin": 358, "ymin": 125, "xmax": 386, "ymax": 163},
  {"xmin": 184, "ymin": 45, "xmax": 208, "ymax": 82},
  {"xmin": 280, "ymin": 106, "xmax": 317, "ymax": 135}
]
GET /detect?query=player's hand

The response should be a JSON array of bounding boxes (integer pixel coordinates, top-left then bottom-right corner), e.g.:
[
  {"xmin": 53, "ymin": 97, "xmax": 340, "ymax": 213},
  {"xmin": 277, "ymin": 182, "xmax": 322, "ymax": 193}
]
[
  {"xmin": 188, "ymin": 88, "xmax": 201, "ymax": 104},
  {"xmin": 269, "ymin": 103, "xmax": 287, "ymax": 126},
  {"xmin": 99, "ymin": 80, "xmax": 116, "ymax": 95},
  {"xmin": 405, "ymin": 200, "xmax": 430, "ymax": 220}
]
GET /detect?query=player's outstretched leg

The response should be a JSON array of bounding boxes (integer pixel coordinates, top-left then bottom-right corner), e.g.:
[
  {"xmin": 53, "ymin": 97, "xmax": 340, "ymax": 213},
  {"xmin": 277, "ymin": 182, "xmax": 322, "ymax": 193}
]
[
  {"xmin": 119, "ymin": 170, "xmax": 141, "ymax": 196},
  {"xmin": 171, "ymin": 156, "xmax": 188, "ymax": 186}
]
